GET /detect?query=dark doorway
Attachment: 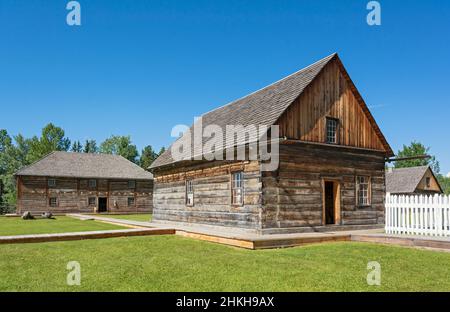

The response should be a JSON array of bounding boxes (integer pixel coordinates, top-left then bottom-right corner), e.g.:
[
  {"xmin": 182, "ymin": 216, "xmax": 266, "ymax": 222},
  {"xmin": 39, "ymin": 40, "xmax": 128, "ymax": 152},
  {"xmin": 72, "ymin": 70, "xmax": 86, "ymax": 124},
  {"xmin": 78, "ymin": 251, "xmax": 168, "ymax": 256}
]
[
  {"xmin": 98, "ymin": 197, "xmax": 107, "ymax": 213},
  {"xmin": 324, "ymin": 182, "xmax": 335, "ymax": 225}
]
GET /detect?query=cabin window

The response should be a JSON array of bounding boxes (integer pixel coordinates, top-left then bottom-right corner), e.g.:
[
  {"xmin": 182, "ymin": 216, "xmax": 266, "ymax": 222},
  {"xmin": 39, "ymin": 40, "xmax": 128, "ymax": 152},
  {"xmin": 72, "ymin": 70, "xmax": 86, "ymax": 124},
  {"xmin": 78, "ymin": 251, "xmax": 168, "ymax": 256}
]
[
  {"xmin": 186, "ymin": 180, "xmax": 194, "ymax": 206},
  {"xmin": 356, "ymin": 176, "xmax": 370, "ymax": 206},
  {"xmin": 425, "ymin": 177, "xmax": 431, "ymax": 188},
  {"xmin": 128, "ymin": 180, "xmax": 136, "ymax": 188},
  {"xmin": 326, "ymin": 117, "xmax": 339, "ymax": 144},
  {"xmin": 88, "ymin": 179, "xmax": 97, "ymax": 188},
  {"xmin": 128, "ymin": 197, "xmax": 135, "ymax": 206},
  {"xmin": 231, "ymin": 172, "xmax": 244, "ymax": 206},
  {"xmin": 49, "ymin": 197, "xmax": 57, "ymax": 207},
  {"xmin": 48, "ymin": 179, "xmax": 56, "ymax": 187},
  {"xmin": 88, "ymin": 197, "xmax": 96, "ymax": 206}
]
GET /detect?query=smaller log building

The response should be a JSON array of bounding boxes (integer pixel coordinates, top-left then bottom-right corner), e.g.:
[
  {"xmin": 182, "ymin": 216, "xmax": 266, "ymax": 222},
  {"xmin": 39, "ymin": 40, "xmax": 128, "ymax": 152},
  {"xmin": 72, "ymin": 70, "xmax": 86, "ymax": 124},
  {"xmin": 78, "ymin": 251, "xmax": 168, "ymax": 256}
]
[
  {"xmin": 386, "ymin": 166, "xmax": 443, "ymax": 195},
  {"xmin": 15, "ymin": 151, "xmax": 153, "ymax": 214}
]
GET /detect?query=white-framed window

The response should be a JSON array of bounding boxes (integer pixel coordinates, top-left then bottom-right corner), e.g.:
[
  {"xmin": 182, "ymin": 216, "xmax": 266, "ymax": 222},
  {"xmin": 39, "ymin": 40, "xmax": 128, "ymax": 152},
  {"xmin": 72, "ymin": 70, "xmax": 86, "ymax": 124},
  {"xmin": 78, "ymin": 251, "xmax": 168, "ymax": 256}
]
[
  {"xmin": 186, "ymin": 180, "xmax": 194, "ymax": 206},
  {"xmin": 49, "ymin": 197, "xmax": 57, "ymax": 207},
  {"xmin": 48, "ymin": 178, "xmax": 56, "ymax": 187},
  {"xmin": 231, "ymin": 172, "xmax": 244, "ymax": 206},
  {"xmin": 356, "ymin": 176, "xmax": 370, "ymax": 206},
  {"xmin": 128, "ymin": 197, "xmax": 135, "ymax": 207},
  {"xmin": 326, "ymin": 117, "xmax": 339, "ymax": 144},
  {"xmin": 88, "ymin": 179, "xmax": 97, "ymax": 188},
  {"xmin": 128, "ymin": 180, "xmax": 136, "ymax": 188},
  {"xmin": 88, "ymin": 197, "xmax": 96, "ymax": 206}
]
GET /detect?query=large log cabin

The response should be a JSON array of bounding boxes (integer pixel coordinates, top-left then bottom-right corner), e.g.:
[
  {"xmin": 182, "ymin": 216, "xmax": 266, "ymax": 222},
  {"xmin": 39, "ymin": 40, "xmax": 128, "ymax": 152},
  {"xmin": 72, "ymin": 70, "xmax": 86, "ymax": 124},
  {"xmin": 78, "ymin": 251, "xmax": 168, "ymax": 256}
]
[
  {"xmin": 15, "ymin": 151, "xmax": 153, "ymax": 214},
  {"xmin": 150, "ymin": 53, "xmax": 394, "ymax": 233}
]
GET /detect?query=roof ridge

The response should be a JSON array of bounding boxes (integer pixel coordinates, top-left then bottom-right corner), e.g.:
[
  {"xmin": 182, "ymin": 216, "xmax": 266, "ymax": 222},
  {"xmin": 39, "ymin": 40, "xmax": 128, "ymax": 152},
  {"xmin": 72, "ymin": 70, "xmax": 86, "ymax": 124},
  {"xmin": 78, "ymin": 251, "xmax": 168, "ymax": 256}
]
[{"xmin": 200, "ymin": 53, "xmax": 338, "ymax": 117}]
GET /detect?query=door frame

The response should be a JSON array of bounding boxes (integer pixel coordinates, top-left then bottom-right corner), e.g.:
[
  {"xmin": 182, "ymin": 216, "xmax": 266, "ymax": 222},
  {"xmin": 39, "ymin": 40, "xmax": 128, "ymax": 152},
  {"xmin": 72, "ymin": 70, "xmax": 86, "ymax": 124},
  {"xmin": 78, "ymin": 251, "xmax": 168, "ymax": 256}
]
[{"xmin": 322, "ymin": 178, "xmax": 341, "ymax": 225}]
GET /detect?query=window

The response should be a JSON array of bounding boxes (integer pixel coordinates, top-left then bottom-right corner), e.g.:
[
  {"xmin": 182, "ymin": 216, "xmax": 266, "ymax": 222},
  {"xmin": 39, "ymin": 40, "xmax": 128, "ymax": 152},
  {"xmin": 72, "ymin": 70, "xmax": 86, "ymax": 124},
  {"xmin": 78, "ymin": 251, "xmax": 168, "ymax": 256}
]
[
  {"xmin": 425, "ymin": 177, "xmax": 431, "ymax": 188},
  {"xmin": 326, "ymin": 117, "xmax": 339, "ymax": 144},
  {"xmin": 49, "ymin": 197, "xmax": 57, "ymax": 207},
  {"xmin": 128, "ymin": 180, "xmax": 136, "ymax": 188},
  {"xmin": 48, "ymin": 179, "xmax": 56, "ymax": 187},
  {"xmin": 356, "ymin": 176, "xmax": 370, "ymax": 206},
  {"xmin": 186, "ymin": 180, "xmax": 194, "ymax": 206},
  {"xmin": 88, "ymin": 197, "xmax": 96, "ymax": 206},
  {"xmin": 231, "ymin": 172, "xmax": 244, "ymax": 206},
  {"xmin": 88, "ymin": 179, "xmax": 97, "ymax": 188},
  {"xmin": 128, "ymin": 197, "xmax": 135, "ymax": 207}
]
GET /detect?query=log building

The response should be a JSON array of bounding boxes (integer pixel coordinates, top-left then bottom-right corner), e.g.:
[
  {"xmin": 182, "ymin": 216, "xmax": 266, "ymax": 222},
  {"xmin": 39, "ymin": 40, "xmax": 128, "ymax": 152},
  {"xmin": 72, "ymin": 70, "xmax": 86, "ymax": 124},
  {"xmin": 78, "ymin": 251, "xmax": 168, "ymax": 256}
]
[
  {"xmin": 150, "ymin": 53, "xmax": 394, "ymax": 233},
  {"xmin": 386, "ymin": 166, "xmax": 443, "ymax": 195},
  {"xmin": 15, "ymin": 151, "xmax": 153, "ymax": 214}
]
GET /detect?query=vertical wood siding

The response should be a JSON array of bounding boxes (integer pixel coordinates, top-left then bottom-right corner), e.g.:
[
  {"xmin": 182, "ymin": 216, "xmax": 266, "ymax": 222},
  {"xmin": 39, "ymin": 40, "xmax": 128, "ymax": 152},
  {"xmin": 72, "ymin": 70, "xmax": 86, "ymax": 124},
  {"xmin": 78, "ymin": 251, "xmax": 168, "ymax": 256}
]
[{"xmin": 277, "ymin": 59, "xmax": 386, "ymax": 151}]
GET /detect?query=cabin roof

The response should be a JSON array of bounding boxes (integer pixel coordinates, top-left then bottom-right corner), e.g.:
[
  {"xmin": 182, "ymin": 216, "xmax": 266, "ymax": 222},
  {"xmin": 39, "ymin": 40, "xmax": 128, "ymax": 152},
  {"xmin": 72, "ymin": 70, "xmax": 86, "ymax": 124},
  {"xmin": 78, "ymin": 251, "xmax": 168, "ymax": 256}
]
[
  {"xmin": 15, "ymin": 151, "xmax": 153, "ymax": 180},
  {"xmin": 151, "ymin": 53, "xmax": 393, "ymax": 170},
  {"xmin": 385, "ymin": 166, "xmax": 441, "ymax": 194}
]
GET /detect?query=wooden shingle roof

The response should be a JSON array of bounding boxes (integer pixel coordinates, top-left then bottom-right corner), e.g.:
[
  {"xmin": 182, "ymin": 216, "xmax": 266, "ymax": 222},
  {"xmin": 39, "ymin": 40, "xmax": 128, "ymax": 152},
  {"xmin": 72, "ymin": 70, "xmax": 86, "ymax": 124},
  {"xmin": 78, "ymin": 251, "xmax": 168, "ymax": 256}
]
[
  {"xmin": 15, "ymin": 151, "xmax": 153, "ymax": 180},
  {"xmin": 151, "ymin": 53, "xmax": 392, "ymax": 170},
  {"xmin": 385, "ymin": 166, "xmax": 441, "ymax": 194}
]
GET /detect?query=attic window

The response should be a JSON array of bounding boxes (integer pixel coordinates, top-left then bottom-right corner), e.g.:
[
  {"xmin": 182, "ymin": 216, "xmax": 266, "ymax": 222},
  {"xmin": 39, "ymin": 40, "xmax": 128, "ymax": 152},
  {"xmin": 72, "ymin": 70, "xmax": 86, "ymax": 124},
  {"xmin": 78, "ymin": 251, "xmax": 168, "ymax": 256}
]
[
  {"xmin": 426, "ymin": 177, "xmax": 431, "ymax": 188},
  {"xmin": 128, "ymin": 180, "xmax": 136, "ymax": 188},
  {"xmin": 326, "ymin": 117, "xmax": 339, "ymax": 144},
  {"xmin": 48, "ymin": 179, "xmax": 56, "ymax": 187},
  {"xmin": 89, "ymin": 179, "xmax": 97, "ymax": 188}
]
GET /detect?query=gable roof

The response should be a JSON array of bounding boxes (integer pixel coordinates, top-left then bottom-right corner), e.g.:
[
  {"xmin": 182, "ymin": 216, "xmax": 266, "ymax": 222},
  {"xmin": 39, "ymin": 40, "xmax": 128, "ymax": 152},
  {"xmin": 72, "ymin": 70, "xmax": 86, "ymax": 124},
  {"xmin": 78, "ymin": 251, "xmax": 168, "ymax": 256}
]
[
  {"xmin": 15, "ymin": 151, "xmax": 153, "ymax": 180},
  {"xmin": 151, "ymin": 53, "xmax": 392, "ymax": 170},
  {"xmin": 386, "ymin": 166, "xmax": 442, "ymax": 194}
]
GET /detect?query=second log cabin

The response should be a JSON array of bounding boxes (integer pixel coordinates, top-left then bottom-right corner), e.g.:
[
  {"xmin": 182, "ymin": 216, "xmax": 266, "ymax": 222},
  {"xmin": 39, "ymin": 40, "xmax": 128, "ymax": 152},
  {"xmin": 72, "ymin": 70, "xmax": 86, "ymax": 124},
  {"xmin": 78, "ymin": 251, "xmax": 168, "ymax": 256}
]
[{"xmin": 150, "ymin": 53, "xmax": 394, "ymax": 233}]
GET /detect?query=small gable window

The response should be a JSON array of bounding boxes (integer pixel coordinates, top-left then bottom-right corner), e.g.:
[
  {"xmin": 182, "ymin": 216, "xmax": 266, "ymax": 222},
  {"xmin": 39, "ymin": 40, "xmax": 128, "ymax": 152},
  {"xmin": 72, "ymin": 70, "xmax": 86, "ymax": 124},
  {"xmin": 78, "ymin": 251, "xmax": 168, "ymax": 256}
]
[
  {"xmin": 426, "ymin": 177, "xmax": 431, "ymax": 188},
  {"xmin": 326, "ymin": 117, "xmax": 339, "ymax": 144}
]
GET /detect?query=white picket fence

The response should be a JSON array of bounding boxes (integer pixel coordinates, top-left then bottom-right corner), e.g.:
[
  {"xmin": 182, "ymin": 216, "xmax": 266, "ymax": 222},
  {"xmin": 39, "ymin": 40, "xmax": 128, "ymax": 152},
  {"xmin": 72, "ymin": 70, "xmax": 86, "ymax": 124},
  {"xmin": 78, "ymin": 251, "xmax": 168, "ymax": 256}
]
[{"xmin": 385, "ymin": 194, "xmax": 450, "ymax": 237}]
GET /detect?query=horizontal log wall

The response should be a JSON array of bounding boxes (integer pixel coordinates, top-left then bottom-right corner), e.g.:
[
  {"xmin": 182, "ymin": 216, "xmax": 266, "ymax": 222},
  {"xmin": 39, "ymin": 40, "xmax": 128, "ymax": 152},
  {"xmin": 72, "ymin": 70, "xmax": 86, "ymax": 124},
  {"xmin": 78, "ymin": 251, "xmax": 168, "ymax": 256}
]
[
  {"xmin": 152, "ymin": 160, "xmax": 262, "ymax": 229},
  {"xmin": 261, "ymin": 143, "xmax": 386, "ymax": 229},
  {"xmin": 16, "ymin": 176, "xmax": 153, "ymax": 214}
]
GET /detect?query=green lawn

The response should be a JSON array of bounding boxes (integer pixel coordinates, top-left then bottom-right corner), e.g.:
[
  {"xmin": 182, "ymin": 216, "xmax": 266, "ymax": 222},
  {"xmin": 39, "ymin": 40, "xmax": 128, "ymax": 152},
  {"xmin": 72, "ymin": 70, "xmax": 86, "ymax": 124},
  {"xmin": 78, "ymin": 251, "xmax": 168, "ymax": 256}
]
[
  {"xmin": 98, "ymin": 214, "xmax": 152, "ymax": 222},
  {"xmin": 0, "ymin": 236, "xmax": 449, "ymax": 291},
  {"xmin": 0, "ymin": 216, "xmax": 127, "ymax": 236}
]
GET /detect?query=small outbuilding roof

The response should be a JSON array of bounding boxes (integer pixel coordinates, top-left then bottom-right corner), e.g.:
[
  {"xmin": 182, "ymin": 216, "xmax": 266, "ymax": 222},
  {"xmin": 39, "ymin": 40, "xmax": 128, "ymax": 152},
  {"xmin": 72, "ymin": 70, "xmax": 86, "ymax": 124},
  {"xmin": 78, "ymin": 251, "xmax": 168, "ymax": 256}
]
[
  {"xmin": 15, "ymin": 151, "xmax": 153, "ymax": 180},
  {"xmin": 385, "ymin": 166, "xmax": 441, "ymax": 194}
]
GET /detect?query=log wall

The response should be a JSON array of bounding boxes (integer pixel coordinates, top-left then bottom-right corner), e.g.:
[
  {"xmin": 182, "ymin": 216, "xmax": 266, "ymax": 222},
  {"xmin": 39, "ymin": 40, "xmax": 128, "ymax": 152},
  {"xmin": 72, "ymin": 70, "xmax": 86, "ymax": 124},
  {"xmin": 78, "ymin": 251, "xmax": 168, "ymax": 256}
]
[
  {"xmin": 16, "ymin": 176, "xmax": 153, "ymax": 214},
  {"xmin": 152, "ymin": 160, "xmax": 262, "ymax": 229},
  {"xmin": 261, "ymin": 142, "xmax": 386, "ymax": 229}
]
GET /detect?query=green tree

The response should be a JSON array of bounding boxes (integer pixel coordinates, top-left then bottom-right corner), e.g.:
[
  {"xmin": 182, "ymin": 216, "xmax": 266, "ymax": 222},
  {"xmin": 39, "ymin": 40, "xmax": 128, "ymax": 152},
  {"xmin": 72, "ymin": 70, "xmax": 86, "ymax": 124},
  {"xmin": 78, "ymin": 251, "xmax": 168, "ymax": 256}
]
[
  {"xmin": 27, "ymin": 123, "xmax": 71, "ymax": 163},
  {"xmin": 71, "ymin": 141, "xmax": 83, "ymax": 153},
  {"xmin": 83, "ymin": 140, "xmax": 98, "ymax": 153},
  {"xmin": 394, "ymin": 141, "xmax": 440, "ymax": 174},
  {"xmin": 437, "ymin": 175, "xmax": 450, "ymax": 195},
  {"xmin": 100, "ymin": 136, "xmax": 139, "ymax": 163},
  {"xmin": 139, "ymin": 145, "xmax": 158, "ymax": 169},
  {"xmin": 158, "ymin": 147, "xmax": 166, "ymax": 156}
]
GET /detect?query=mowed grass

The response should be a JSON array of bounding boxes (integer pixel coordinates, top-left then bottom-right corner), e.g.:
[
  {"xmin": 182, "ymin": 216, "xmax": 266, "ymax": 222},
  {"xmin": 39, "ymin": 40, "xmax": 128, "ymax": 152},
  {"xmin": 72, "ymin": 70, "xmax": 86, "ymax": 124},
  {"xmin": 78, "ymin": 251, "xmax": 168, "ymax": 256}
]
[
  {"xmin": 98, "ymin": 214, "xmax": 152, "ymax": 222},
  {"xmin": 1, "ymin": 236, "xmax": 449, "ymax": 291},
  {"xmin": 0, "ymin": 216, "xmax": 126, "ymax": 236}
]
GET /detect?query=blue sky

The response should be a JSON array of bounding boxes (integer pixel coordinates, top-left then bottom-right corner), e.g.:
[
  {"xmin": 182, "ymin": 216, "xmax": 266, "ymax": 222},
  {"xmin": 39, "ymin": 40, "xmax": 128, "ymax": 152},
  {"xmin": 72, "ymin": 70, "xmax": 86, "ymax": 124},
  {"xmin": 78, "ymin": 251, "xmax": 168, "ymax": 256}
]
[{"xmin": 0, "ymin": 0, "xmax": 449, "ymax": 174}]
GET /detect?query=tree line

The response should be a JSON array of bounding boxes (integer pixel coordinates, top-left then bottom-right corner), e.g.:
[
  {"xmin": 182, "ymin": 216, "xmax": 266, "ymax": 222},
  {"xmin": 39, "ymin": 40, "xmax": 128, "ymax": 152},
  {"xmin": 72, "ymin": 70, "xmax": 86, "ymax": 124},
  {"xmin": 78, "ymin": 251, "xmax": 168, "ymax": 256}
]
[{"xmin": 0, "ymin": 123, "xmax": 165, "ymax": 205}]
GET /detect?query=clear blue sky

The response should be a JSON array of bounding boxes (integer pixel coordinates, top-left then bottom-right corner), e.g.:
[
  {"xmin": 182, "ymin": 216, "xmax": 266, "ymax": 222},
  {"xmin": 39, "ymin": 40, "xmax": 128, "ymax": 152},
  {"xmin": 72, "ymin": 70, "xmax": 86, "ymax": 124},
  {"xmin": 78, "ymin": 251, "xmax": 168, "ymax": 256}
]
[{"xmin": 0, "ymin": 0, "xmax": 449, "ymax": 174}]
